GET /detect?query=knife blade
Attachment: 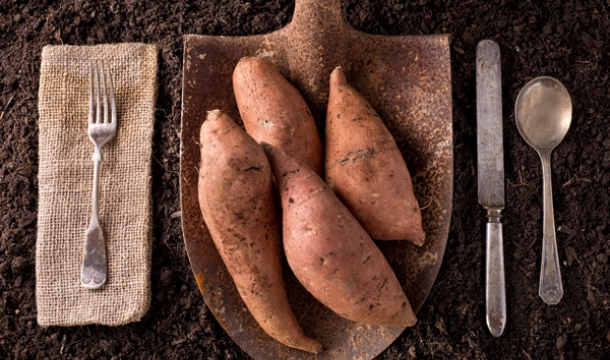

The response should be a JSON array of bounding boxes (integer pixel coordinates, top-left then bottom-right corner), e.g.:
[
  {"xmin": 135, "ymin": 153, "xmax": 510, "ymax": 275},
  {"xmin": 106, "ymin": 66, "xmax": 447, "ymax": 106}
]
[{"xmin": 476, "ymin": 39, "xmax": 506, "ymax": 338}]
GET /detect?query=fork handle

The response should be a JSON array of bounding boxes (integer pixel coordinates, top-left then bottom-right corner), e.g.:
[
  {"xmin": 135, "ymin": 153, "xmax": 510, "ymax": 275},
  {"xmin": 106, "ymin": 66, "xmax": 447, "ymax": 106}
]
[
  {"xmin": 81, "ymin": 156, "xmax": 107, "ymax": 289},
  {"xmin": 91, "ymin": 155, "xmax": 101, "ymax": 218}
]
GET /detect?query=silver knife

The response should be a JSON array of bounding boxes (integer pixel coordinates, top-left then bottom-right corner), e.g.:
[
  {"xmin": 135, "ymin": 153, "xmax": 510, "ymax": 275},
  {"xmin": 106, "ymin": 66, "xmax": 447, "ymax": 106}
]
[{"xmin": 476, "ymin": 40, "xmax": 506, "ymax": 338}]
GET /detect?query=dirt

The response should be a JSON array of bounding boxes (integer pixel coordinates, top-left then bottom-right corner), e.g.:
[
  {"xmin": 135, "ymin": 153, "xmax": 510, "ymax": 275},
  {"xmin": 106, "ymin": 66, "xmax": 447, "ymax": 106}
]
[{"xmin": 1, "ymin": 0, "xmax": 609, "ymax": 359}]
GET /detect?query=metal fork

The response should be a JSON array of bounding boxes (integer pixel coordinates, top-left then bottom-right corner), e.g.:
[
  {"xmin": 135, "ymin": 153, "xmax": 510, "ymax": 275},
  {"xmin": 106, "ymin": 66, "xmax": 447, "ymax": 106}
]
[{"xmin": 81, "ymin": 61, "xmax": 117, "ymax": 289}]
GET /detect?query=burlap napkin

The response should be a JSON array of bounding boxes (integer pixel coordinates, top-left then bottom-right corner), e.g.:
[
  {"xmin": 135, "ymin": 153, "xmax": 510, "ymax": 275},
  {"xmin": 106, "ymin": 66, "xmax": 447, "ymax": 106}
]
[{"xmin": 36, "ymin": 43, "xmax": 157, "ymax": 326}]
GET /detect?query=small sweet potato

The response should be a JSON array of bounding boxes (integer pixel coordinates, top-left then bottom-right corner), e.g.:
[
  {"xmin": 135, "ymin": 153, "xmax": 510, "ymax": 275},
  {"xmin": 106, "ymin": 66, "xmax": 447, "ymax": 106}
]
[
  {"xmin": 198, "ymin": 110, "xmax": 321, "ymax": 354},
  {"xmin": 262, "ymin": 143, "xmax": 417, "ymax": 328},
  {"xmin": 325, "ymin": 66, "xmax": 426, "ymax": 245},
  {"xmin": 233, "ymin": 56, "xmax": 323, "ymax": 175}
]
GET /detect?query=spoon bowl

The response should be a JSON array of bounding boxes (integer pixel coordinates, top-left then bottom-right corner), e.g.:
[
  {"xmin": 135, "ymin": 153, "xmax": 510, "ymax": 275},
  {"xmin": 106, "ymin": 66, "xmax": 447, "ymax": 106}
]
[
  {"xmin": 515, "ymin": 76, "xmax": 572, "ymax": 305},
  {"xmin": 515, "ymin": 76, "xmax": 572, "ymax": 151}
]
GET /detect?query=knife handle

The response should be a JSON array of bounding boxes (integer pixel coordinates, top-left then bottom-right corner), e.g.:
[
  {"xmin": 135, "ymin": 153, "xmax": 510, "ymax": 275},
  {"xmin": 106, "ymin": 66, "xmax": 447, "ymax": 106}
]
[{"xmin": 485, "ymin": 208, "xmax": 506, "ymax": 337}]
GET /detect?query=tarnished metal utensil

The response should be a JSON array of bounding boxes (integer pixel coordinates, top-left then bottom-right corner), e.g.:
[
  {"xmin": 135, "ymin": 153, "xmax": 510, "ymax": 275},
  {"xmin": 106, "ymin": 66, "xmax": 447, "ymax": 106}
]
[
  {"xmin": 515, "ymin": 76, "xmax": 572, "ymax": 305},
  {"xmin": 81, "ymin": 61, "xmax": 116, "ymax": 290},
  {"xmin": 181, "ymin": 0, "xmax": 453, "ymax": 358},
  {"xmin": 476, "ymin": 40, "xmax": 506, "ymax": 337}
]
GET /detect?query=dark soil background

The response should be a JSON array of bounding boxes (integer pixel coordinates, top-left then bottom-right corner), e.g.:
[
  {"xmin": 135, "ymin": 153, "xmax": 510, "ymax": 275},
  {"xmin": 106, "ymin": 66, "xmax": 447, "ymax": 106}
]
[{"xmin": 1, "ymin": 0, "xmax": 610, "ymax": 359}]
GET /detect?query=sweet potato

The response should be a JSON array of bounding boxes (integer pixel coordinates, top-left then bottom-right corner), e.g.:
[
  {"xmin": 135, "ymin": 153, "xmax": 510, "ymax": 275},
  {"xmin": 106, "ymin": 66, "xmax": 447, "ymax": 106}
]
[
  {"xmin": 198, "ymin": 110, "xmax": 321, "ymax": 354},
  {"xmin": 233, "ymin": 56, "xmax": 323, "ymax": 175},
  {"xmin": 325, "ymin": 66, "xmax": 426, "ymax": 245},
  {"xmin": 261, "ymin": 143, "xmax": 417, "ymax": 328}
]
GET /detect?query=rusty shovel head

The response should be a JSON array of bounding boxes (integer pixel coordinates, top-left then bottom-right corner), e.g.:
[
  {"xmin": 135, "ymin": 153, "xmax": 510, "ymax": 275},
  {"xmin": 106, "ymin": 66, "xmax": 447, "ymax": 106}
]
[{"xmin": 180, "ymin": 1, "xmax": 452, "ymax": 359}]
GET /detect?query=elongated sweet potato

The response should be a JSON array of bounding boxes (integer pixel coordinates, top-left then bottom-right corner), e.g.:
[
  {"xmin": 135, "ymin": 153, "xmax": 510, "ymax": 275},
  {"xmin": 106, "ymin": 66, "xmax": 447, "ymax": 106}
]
[
  {"xmin": 262, "ymin": 143, "xmax": 417, "ymax": 328},
  {"xmin": 325, "ymin": 66, "xmax": 426, "ymax": 245},
  {"xmin": 198, "ymin": 110, "xmax": 321, "ymax": 354},
  {"xmin": 233, "ymin": 56, "xmax": 323, "ymax": 175}
]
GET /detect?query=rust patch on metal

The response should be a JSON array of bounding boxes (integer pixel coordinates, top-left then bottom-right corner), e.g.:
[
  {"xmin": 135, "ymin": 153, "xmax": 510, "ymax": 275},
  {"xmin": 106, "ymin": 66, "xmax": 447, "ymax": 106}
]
[
  {"xmin": 180, "ymin": 0, "xmax": 452, "ymax": 359},
  {"xmin": 194, "ymin": 272, "xmax": 207, "ymax": 293}
]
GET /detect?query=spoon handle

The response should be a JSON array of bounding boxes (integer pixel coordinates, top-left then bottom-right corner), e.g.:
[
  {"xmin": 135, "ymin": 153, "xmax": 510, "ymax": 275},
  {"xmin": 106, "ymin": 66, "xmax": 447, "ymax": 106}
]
[{"xmin": 539, "ymin": 153, "xmax": 563, "ymax": 305}]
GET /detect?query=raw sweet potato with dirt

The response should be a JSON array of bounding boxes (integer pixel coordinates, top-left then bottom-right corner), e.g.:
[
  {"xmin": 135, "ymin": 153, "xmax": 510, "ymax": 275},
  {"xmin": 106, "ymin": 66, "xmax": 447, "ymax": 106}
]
[
  {"xmin": 233, "ymin": 56, "xmax": 323, "ymax": 175},
  {"xmin": 262, "ymin": 143, "xmax": 417, "ymax": 328},
  {"xmin": 198, "ymin": 110, "xmax": 321, "ymax": 354},
  {"xmin": 325, "ymin": 66, "xmax": 426, "ymax": 245}
]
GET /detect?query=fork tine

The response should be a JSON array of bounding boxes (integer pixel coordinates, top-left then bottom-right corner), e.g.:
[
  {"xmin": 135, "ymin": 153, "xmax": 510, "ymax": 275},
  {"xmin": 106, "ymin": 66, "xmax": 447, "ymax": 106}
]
[
  {"xmin": 106, "ymin": 63, "xmax": 117, "ymax": 125},
  {"xmin": 89, "ymin": 62, "xmax": 94, "ymax": 125},
  {"xmin": 101, "ymin": 61, "xmax": 109, "ymax": 124},
  {"xmin": 95, "ymin": 61, "xmax": 101, "ymax": 124}
]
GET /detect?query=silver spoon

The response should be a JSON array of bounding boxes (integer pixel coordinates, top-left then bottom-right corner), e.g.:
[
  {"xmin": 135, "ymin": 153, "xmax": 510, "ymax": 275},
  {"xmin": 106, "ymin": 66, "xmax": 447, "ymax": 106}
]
[{"xmin": 515, "ymin": 76, "xmax": 572, "ymax": 305}]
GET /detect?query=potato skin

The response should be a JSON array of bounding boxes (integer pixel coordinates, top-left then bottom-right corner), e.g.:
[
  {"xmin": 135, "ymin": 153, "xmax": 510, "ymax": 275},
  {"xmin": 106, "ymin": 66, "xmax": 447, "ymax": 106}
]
[
  {"xmin": 325, "ymin": 67, "xmax": 426, "ymax": 245},
  {"xmin": 198, "ymin": 110, "xmax": 321, "ymax": 354},
  {"xmin": 233, "ymin": 56, "xmax": 323, "ymax": 175},
  {"xmin": 262, "ymin": 143, "xmax": 417, "ymax": 328}
]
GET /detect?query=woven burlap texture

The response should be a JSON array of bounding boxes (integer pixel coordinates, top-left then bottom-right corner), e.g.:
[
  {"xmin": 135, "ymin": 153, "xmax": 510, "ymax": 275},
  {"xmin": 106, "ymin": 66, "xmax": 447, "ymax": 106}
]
[{"xmin": 36, "ymin": 43, "xmax": 157, "ymax": 326}]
